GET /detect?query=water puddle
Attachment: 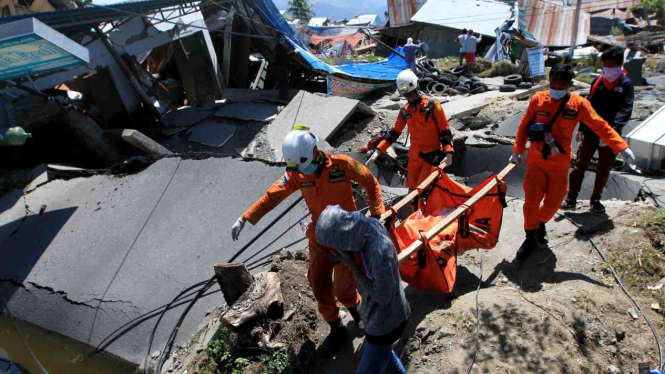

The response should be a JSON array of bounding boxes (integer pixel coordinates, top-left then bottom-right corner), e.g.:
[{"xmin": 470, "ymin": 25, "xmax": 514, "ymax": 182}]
[{"xmin": 0, "ymin": 314, "xmax": 137, "ymax": 374}]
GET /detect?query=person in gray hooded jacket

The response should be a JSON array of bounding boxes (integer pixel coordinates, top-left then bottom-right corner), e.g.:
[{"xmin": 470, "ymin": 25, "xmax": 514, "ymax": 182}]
[{"xmin": 316, "ymin": 205, "xmax": 410, "ymax": 374}]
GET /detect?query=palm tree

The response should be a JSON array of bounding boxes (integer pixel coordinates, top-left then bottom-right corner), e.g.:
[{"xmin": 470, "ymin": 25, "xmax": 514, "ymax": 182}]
[{"xmin": 288, "ymin": 0, "xmax": 315, "ymax": 22}]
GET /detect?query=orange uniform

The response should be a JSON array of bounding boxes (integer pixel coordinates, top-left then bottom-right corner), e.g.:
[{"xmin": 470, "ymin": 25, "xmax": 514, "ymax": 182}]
[
  {"xmin": 243, "ymin": 153, "xmax": 385, "ymax": 322},
  {"xmin": 514, "ymin": 91, "xmax": 628, "ymax": 230},
  {"xmin": 377, "ymin": 96, "xmax": 454, "ymax": 190}
]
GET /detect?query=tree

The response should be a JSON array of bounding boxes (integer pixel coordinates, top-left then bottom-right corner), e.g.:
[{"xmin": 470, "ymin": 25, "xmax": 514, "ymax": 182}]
[
  {"xmin": 633, "ymin": 0, "xmax": 665, "ymax": 28},
  {"xmin": 288, "ymin": 0, "xmax": 315, "ymax": 22}
]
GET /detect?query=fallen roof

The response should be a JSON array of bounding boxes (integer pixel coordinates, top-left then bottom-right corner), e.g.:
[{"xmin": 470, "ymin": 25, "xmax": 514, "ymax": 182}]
[
  {"xmin": 411, "ymin": 0, "xmax": 513, "ymax": 37},
  {"xmin": 518, "ymin": 0, "xmax": 590, "ymax": 47},
  {"xmin": 0, "ymin": 0, "xmax": 196, "ymax": 35},
  {"xmin": 388, "ymin": 0, "xmax": 427, "ymax": 28},
  {"xmin": 308, "ymin": 17, "xmax": 329, "ymax": 26},
  {"xmin": 309, "ymin": 32, "xmax": 364, "ymax": 47},
  {"xmin": 346, "ymin": 14, "xmax": 380, "ymax": 26}
]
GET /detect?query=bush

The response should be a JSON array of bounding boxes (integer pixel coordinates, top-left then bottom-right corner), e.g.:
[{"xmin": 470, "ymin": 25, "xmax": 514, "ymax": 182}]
[
  {"xmin": 478, "ymin": 61, "xmax": 520, "ymax": 77},
  {"xmin": 468, "ymin": 57, "xmax": 493, "ymax": 74},
  {"xmin": 207, "ymin": 328, "xmax": 248, "ymax": 374}
]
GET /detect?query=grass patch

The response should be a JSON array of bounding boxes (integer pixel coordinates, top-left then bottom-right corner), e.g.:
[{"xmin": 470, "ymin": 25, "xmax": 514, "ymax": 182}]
[
  {"xmin": 478, "ymin": 61, "xmax": 520, "ymax": 77},
  {"xmin": 605, "ymin": 210, "xmax": 665, "ymax": 292},
  {"xmin": 575, "ymin": 74, "xmax": 595, "ymax": 84},
  {"xmin": 188, "ymin": 327, "xmax": 301, "ymax": 374},
  {"xmin": 433, "ymin": 57, "xmax": 460, "ymax": 71}
]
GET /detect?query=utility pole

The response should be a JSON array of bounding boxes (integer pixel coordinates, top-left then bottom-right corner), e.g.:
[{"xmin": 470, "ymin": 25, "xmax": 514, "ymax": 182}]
[{"xmin": 569, "ymin": 0, "xmax": 582, "ymax": 62}]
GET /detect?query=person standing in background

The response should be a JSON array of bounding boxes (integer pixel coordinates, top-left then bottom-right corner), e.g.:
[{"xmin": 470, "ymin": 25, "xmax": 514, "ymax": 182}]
[
  {"xmin": 562, "ymin": 47, "xmax": 634, "ymax": 213},
  {"xmin": 455, "ymin": 29, "xmax": 468, "ymax": 66},
  {"xmin": 510, "ymin": 37, "xmax": 519, "ymax": 64},
  {"xmin": 464, "ymin": 29, "xmax": 482, "ymax": 64},
  {"xmin": 403, "ymin": 37, "xmax": 422, "ymax": 71}
]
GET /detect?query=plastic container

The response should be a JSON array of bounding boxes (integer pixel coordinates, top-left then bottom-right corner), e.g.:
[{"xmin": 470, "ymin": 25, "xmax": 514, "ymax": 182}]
[
  {"xmin": 299, "ymin": 220, "xmax": 310, "ymax": 234},
  {"xmin": 0, "ymin": 127, "xmax": 32, "ymax": 146}
]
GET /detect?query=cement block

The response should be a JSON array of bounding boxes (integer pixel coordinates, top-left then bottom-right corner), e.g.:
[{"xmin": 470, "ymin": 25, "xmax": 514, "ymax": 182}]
[
  {"xmin": 163, "ymin": 106, "xmax": 213, "ymax": 128},
  {"xmin": 120, "ymin": 129, "xmax": 173, "ymax": 156},
  {"xmin": 222, "ymin": 89, "xmax": 300, "ymax": 103},
  {"xmin": 188, "ymin": 122, "xmax": 236, "ymax": 147},
  {"xmin": 214, "ymin": 103, "xmax": 279, "ymax": 122},
  {"xmin": 268, "ymin": 91, "xmax": 373, "ymax": 161},
  {"xmin": 494, "ymin": 111, "xmax": 524, "ymax": 137}
]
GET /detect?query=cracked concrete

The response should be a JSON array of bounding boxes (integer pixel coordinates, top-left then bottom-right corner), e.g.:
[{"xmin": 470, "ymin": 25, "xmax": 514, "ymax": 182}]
[{"xmin": 0, "ymin": 155, "xmax": 310, "ymax": 366}]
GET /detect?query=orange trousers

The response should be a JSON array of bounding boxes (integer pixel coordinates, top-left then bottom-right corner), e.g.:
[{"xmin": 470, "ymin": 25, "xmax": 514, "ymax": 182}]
[
  {"xmin": 306, "ymin": 225, "xmax": 361, "ymax": 322},
  {"xmin": 407, "ymin": 156, "xmax": 439, "ymax": 190},
  {"xmin": 523, "ymin": 165, "xmax": 569, "ymax": 230}
]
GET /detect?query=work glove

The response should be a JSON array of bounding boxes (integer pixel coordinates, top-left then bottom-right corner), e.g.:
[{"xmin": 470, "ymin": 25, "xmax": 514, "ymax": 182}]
[
  {"xmin": 508, "ymin": 152, "xmax": 522, "ymax": 165},
  {"xmin": 575, "ymin": 131, "xmax": 584, "ymax": 143},
  {"xmin": 444, "ymin": 153, "xmax": 453, "ymax": 167},
  {"xmin": 231, "ymin": 216, "xmax": 246, "ymax": 241},
  {"xmin": 599, "ymin": 139, "xmax": 608, "ymax": 148},
  {"xmin": 366, "ymin": 150, "xmax": 380, "ymax": 166},
  {"xmin": 621, "ymin": 148, "xmax": 635, "ymax": 164}
]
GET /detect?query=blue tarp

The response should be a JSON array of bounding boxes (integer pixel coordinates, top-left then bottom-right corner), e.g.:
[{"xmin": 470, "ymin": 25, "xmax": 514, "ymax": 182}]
[
  {"xmin": 334, "ymin": 47, "xmax": 407, "ymax": 81},
  {"xmin": 248, "ymin": 0, "xmax": 406, "ymax": 82}
]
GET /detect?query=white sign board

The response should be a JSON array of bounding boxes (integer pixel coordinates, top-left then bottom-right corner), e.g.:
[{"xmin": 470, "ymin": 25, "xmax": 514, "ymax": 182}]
[
  {"xmin": 527, "ymin": 47, "xmax": 545, "ymax": 77},
  {"xmin": 0, "ymin": 18, "xmax": 89, "ymax": 81}
]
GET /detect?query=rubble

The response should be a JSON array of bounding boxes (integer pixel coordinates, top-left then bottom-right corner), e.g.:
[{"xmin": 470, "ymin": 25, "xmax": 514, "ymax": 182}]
[{"xmin": 188, "ymin": 122, "xmax": 236, "ymax": 147}]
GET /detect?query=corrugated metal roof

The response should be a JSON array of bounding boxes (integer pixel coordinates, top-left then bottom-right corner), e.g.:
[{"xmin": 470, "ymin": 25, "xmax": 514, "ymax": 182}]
[
  {"xmin": 308, "ymin": 17, "xmax": 329, "ymax": 26},
  {"xmin": 346, "ymin": 14, "xmax": 380, "ymax": 26},
  {"xmin": 519, "ymin": 0, "xmax": 590, "ymax": 47},
  {"xmin": 0, "ymin": 0, "xmax": 196, "ymax": 35},
  {"xmin": 579, "ymin": 0, "xmax": 643, "ymax": 12},
  {"xmin": 411, "ymin": 0, "xmax": 513, "ymax": 37},
  {"xmin": 388, "ymin": 0, "xmax": 426, "ymax": 28}
]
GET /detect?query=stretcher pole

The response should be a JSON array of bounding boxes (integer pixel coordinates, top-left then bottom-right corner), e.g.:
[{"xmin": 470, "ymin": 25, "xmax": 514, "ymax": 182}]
[
  {"xmin": 397, "ymin": 163, "xmax": 516, "ymax": 264},
  {"xmin": 379, "ymin": 160, "xmax": 449, "ymax": 221}
]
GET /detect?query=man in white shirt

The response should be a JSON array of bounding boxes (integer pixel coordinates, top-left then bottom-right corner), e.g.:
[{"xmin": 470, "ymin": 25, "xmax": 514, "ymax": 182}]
[
  {"xmin": 455, "ymin": 28, "xmax": 468, "ymax": 66},
  {"xmin": 464, "ymin": 29, "xmax": 482, "ymax": 63}
]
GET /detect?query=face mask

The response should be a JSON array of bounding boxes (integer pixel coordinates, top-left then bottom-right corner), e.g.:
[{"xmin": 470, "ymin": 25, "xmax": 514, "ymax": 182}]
[
  {"xmin": 550, "ymin": 89, "xmax": 567, "ymax": 100},
  {"xmin": 301, "ymin": 162, "xmax": 318, "ymax": 175},
  {"xmin": 603, "ymin": 67, "xmax": 623, "ymax": 81}
]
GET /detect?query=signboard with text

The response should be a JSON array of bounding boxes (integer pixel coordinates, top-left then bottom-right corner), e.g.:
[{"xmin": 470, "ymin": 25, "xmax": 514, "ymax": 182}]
[
  {"xmin": 527, "ymin": 47, "xmax": 546, "ymax": 78},
  {"xmin": 0, "ymin": 18, "xmax": 89, "ymax": 81}
]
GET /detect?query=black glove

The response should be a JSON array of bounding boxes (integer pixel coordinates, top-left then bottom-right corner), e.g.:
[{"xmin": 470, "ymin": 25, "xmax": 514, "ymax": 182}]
[{"xmin": 419, "ymin": 149, "xmax": 446, "ymax": 165}]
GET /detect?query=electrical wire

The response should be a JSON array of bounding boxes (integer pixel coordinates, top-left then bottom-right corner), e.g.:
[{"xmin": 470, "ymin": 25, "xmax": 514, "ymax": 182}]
[
  {"xmin": 0, "ymin": 292, "xmax": 50, "ymax": 374},
  {"xmin": 465, "ymin": 248, "xmax": 484, "ymax": 374}
]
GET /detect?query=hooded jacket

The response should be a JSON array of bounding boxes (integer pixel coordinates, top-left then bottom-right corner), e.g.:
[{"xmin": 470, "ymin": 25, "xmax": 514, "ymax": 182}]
[{"xmin": 316, "ymin": 205, "xmax": 411, "ymax": 338}]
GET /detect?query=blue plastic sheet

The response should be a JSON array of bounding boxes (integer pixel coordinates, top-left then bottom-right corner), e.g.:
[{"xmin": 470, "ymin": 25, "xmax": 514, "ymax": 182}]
[{"xmin": 334, "ymin": 47, "xmax": 407, "ymax": 81}]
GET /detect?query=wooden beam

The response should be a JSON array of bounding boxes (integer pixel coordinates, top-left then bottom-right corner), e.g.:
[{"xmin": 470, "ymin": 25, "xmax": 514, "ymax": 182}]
[{"xmin": 397, "ymin": 163, "xmax": 516, "ymax": 264}]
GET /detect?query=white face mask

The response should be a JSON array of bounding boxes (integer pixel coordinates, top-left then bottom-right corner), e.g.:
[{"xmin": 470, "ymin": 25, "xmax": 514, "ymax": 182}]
[
  {"xmin": 550, "ymin": 89, "xmax": 568, "ymax": 100},
  {"xmin": 603, "ymin": 67, "xmax": 623, "ymax": 81}
]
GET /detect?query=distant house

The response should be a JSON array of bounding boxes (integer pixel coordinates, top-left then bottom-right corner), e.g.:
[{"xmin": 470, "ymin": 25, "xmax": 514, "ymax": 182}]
[
  {"xmin": 308, "ymin": 17, "xmax": 331, "ymax": 27},
  {"xmin": 279, "ymin": 10, "xmax": 292, "ymax": 20},
  {"xmin": 346, "ymin": 14, "xmax": 381, "ymax": 27}
]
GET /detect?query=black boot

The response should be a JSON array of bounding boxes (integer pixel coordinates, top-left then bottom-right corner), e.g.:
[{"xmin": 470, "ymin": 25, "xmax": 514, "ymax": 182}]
[
  {"xmin": 537, "ymin": 222, "xmax": 549, "ymax": 244},
  {"xmin": 348, "ymin": 307, "xmax": 364, "ymax": 332},
  {"xmin": 516, "ymin": 230, "xmax": 538, "ymax": 260},
  {"xmin": 320, "ymin": 318, "xmax": 347, "ymax": 357}
]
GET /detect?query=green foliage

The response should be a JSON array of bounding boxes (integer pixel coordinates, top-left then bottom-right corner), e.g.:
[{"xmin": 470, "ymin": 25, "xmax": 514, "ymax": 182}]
[
  {"xmin": 640, "ymin": 0, "xmax": 665, "ymax": 26},
  {"xmin": 575, "ymin": 74, "xmax": 595, "ymax": 84},
  {"xmin": 260, "ymin": 348, "xmax": 297, "ymax": 374},
  {"xmin": 578, "ymin": 54, "xmax": 603, "ymax": 71},
  {"xmin": 206, "ymin": 328, "xmax": 248, "ymax": 374},
  {"xmin": 287, "ymin": 0, "xmax": 315, "ymax": 22},
  {"xmin": 640, "ymin": 209, "xmax": 665, "ymax": 248},
  {"xmin": 611, "ymin": 26, "xmax": 623, "ymax": 36}
]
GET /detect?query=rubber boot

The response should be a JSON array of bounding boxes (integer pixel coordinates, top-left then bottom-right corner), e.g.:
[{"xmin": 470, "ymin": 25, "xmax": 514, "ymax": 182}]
[
  {"xmin": 537, "ymin": 222, "xmax": 549, "ymax": 244},
  {"xmin": 516, "ymin": 230, "xmax": 538, "ymax": 260},
  {"xmin": 320, "ymin": 318, "xmax": 347, "ymax": 357},
  {"xmin": 348, "ymin": 306, "xmax": 364, "ymax": 332}
]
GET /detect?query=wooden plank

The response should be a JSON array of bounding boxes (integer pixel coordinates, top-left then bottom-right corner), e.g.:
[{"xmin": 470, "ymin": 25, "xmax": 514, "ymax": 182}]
[{"xmin": 397, "ymin": 163, "xmax": 516, "ymax": 264}]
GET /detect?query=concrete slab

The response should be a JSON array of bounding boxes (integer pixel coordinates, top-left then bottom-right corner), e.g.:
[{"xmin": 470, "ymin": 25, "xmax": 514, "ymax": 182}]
[
  {"xmin": 163, "ymin": 107, "xmax": 213, "ymax": 129},
  {"xmin": 214, "ymin": 103, "xmax": 279, "ymax": 122},
  {"xmin": 268, "ymin": 91, "xmax": 374, "ymax": 161},
  {"xmin": 188, "ymin": 122, "xmax": 236, "ymax": 147},
  {"xmin": 222, "ymin": 89, "xmax": 299, "ymax": 103},
  {"xmin": 0, "ymin": 157, "xmax": 310, "ymax": 365},
  {"xmin": 494, "ymin": 111, "xmax": 524, "ymax": 137},
  {"xmin": 23, "ymin": 165, "xmax": 50, "ymax": 193},
  {"xmin": 442, "ymin": 85, "xmax": 544, "ymax": 121}
]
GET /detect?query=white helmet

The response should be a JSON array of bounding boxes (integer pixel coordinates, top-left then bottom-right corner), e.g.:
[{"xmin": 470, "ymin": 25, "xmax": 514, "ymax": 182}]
[
  {"xmin": 282, "ymin": 124, "xmax": 320, "ymax": 172},
  {"xmin": 396, "ymin": 69, "xmax": 418, "ymax": 95}
]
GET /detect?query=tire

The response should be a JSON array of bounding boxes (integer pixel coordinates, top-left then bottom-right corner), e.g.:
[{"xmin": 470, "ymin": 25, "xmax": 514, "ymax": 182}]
[
  {"xmin": 429, "ymin": 67, "xmax": 441, "ymax": 75},
  {"xmin": 420, "ymin": 77, "xmax": 434, "ymax": 90},
  {"xmin": 470, "ymin": 86, "xmax": 486, "ymax": 95},
  {"xmin": 438, "ymin": 77, "xmax": 453, "ymax": 86},
  {"xmin": 471, "ymin": 81, "xmax": 486, "ymax": 90},
  {"xmin": 426, "ymin": 80, "xmax": 439, "ymax": 93},
  {"xmin": 452, "ymin": 67, "xmax": 465, "ymax": 77},
  {"xmin": 425, "ymin": 73, "xmax": 438, "ymax": 80},
  {"xmin": 432, "ymin": 83, "xmax": 447, "ymax": 94},
  {"xmin": 441, "ymin": 69, "xmax": 455, "ymax": 75},
  {"xmin": 455, "ymin": 86, "xmax": 470, "ymax": 94},
  {"xmin": 470, "ymin": 76, "xmax": 481, "ymax": 82},
  {"xmin": 424, "ymin": 60, "xmax": 435, "ymax": 69},
  {"xmin": 499, "ymin": 84, "xmax": 517, "ymax": 92},
  {"xmin": 518, "ymin": 82, "xmax": 533, "ymax": 89},
  {"xmin": 416, "ymin": 71, "xmax": 426, "ymax": 79},
  {"xmin": 504, "ymin": 74, "xmax": 522, "ymax": 86},
  {"xmin": 451, "ymin": 80, "xmax": 461, "ymax": 88}
]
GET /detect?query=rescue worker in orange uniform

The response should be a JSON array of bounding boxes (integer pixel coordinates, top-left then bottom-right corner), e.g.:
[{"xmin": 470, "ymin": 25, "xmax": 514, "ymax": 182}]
[
  {"xmin": 509, "ymin": 63, "xmax": 635, "ymax": 259},
  {"xmin": 231, "ymin": 125, "xmax": 385, "ymax": 355},
  {"xmin": 375, "ymin": 69, "xmax": 454, "ymax": 191}
]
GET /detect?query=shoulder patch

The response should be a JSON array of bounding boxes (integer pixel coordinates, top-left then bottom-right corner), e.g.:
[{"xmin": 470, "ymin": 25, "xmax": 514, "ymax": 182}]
[
  {"xmin": 354, "ymin": 161, "xmax": 363, "ymax": 173},
  {"xmin": 278, "ymin": 172, "xmax": 291, "ymax": 187},
  {"xmin": 435, "ymin": 101, "xmax": 442, "ymax": 112}
]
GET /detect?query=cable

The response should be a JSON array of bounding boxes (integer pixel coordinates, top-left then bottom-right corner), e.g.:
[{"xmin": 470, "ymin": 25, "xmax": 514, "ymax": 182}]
[
  {"xmin": 506, "ymin": 197, "xmax": 663, "ymax": 369},
  {"xmin": 465, "ymin": 249, "xmax": 484, "ymax": 374},
  {"xmin": 0, "ymin": 292, "xmax": 50, "ymax": 374}
]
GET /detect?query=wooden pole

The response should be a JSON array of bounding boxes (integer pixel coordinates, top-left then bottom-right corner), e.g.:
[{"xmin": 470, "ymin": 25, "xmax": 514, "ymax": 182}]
[
  {"xmin": 569, "ymin": 0, "xmax": 583, "ymax": 62},
  {"xmin": 397, "ymin": 163, "xmax": 516, "ymax": 264}
]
